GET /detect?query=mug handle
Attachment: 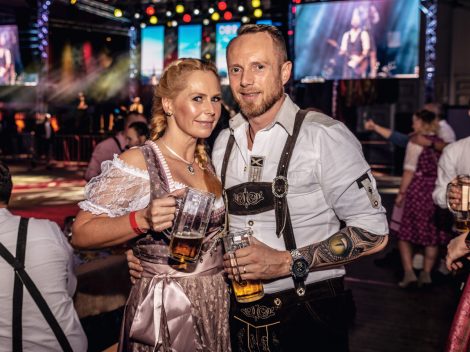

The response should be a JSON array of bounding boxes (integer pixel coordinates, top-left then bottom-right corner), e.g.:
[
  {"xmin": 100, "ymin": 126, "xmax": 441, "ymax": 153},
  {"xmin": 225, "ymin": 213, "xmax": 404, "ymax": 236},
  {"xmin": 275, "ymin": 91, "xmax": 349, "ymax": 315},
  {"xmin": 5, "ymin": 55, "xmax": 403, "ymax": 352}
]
[{"xmin": 446, "ymin": 182, "xmax": 458, "ymax": 214}]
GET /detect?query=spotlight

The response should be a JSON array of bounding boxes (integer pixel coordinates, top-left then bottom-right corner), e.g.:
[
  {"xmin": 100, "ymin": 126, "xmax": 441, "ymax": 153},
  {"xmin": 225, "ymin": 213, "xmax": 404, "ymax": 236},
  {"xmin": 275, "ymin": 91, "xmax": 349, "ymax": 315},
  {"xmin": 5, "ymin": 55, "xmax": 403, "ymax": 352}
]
[
  {"xmin": 208, "ymin": 7, "xmax": 214, "ymax": 14},
  {"xmin": 223, "ymin": 11, "xmax": 233, "ymax": 20},
  {"xmin": 172, "ymin": 20, "xmax": 178, "ymax": 27},
  {"xmin": 253, "ymin": 9, "xmax": 262, "ymax": 17},
  {"xmin": 106, "ymin": 36, "xmax": 112, "ymax": 42},
  {"xmin": 134, "ymin": 13, "xmax": 141, "ymax": 19},
  {"xmin": 203, "ymin": 18, "xmax": 210, "ymax": 25},
  {"xmin": 114, "ymin": 8, "xmax": 123, "ymax": 17},
  {"xmin": 145, "ymin": 6, "xmax": 155, "ymax": 16},
  {"xmin": 70, "ymin": 0, "xmax": 77, "ymax": 4},
  {"xmin": 205, "ymin": 53, "xmax": 211, "ymax": 60},
  {"xmin": 140, "ymin": 22, "xmax": 146, "ymax": 28},
  {"xmin": 238, "ymin": 5, "xmax": 244, "ymax": 12},
  {"xmin": 211, "ymin": 12, "xmax": 220, "ymax": 21},
  {"xmin": 183, "ymin": 14, "xmax": 191, "ymax": 23},
  {"xmin": 218, "ymin": 2, "xmax": 227, "ymax": 11},
  {"xmin": 241, "ymin": 16, "xmax": 250, "ymax": 23},
  {"xmin": 175, "ymin": 4, "xmax": 184, "ymax": 14},
  {"xmin": 193, "ymin": 9, "xmax": 200, "ymax": 15},
  {"xmin": 166, "ymin": 10, "xmax": 172, "ymax": 17},
  {"xmin": 149, "ymin": 15, "xmax": 158, "ymax": 24},
  {"xmin": 251, "ymin": 0, "xmax": 261, "ymax": 8}
]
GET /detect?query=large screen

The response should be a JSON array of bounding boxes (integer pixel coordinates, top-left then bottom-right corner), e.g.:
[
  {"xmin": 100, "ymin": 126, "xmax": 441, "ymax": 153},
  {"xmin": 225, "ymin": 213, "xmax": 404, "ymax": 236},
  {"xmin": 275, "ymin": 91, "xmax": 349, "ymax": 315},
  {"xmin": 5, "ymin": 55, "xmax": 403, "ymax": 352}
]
[
  {"xmin": 294, "ymin": 0, "xmax": 420, "ymax": 81},
  {"xmin": 216, "ymin": 22, "xmax": 240, "ymax": 78},
  {"xmin": 0, "ymin": 25, "xmax": 23, "ymax": 86},
  {"xmin": 178, "ymin": 24, "xmax": 202, "ymax": 59},
  {"xmin": 141, "ymin": 26, "xmax": 164, "ymax": 84}
]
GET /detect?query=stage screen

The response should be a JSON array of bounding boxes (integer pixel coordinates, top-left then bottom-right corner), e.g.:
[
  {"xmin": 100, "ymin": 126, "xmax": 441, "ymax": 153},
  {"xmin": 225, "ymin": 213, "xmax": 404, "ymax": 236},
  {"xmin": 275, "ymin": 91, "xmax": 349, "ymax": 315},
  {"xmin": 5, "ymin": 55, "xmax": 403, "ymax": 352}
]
[
  {"xmin": 178, "ymin": 25, "xmax": 202, "ymax": 59},
  {"xmin": 216, "ymin": 22, "xmax": 240, "ymax": 77},
  {"xmin": 294, "ymin": 0, "xmax": 420, "ymax": 81},
  {"xmin": 141, "ymin": 26, "xmax": 164, "ymax": 84},
  {"xmin": 0, "ymin": 25, "xmax": 23, "ymax": 85}
]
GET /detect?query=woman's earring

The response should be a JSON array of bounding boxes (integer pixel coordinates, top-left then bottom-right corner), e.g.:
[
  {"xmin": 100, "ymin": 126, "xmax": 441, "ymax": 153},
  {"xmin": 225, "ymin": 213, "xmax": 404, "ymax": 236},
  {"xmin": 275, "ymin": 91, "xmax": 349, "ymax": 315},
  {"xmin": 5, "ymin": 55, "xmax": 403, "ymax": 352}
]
[{"xmin": 165, "ymin": 111, "xmax": 173, "ymax": 117}]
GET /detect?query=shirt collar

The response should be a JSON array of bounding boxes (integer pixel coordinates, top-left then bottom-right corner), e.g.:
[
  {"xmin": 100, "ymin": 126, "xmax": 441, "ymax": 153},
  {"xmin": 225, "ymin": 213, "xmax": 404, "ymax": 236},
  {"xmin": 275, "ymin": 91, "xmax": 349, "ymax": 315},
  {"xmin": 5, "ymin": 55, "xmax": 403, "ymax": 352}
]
[{"xmin": 228, "ymin": 94, "xmax": 300, "ymax": 136}]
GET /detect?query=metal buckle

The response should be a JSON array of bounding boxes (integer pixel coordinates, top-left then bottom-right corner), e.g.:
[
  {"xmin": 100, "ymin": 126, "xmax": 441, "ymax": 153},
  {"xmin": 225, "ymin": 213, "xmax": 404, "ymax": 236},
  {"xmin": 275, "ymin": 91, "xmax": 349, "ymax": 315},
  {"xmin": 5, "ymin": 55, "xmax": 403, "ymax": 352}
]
[
  {"xmin": 296, "ymin": 287, "xmax": 306, "ymax": 296},
  {"xmin": 272, "ymin": 175, "xmax": 288, "ymax": 198}
]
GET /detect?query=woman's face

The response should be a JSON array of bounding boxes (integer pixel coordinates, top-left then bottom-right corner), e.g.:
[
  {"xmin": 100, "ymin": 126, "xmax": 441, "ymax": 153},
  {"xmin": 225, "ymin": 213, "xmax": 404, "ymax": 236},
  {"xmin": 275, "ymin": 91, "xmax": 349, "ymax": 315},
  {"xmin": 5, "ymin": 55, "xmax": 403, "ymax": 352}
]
[
  {"xmin": 412, "ymin": 115, "xmax": 424, "ymax": 133},
  {"xmin": 165, "ymin": 70, "xmax": 222, "ymax": 140}
]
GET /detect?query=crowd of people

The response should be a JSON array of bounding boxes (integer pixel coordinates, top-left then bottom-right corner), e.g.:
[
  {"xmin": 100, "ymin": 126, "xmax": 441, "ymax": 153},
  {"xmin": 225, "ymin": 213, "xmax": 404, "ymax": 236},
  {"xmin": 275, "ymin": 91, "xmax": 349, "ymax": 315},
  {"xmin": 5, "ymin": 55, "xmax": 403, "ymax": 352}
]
[{"xmin": 0, "ymin": 24, "xmax": 468, "ymax": 352}]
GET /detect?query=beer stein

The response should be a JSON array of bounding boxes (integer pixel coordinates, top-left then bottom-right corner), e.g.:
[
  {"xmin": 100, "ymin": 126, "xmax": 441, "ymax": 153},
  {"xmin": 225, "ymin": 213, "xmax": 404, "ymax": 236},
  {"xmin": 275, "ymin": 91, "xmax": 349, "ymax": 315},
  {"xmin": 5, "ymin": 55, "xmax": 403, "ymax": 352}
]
[
  {"xmin": 168, "ymin": 188, "xmax": 215, "ymax": 263},
  {"xmin": 222, "ymin": 229, "xmax": 264, "ymax": 303},
  {"xmin": 447, "ymin": 174, "xmax": 470, "ymax": 233}
]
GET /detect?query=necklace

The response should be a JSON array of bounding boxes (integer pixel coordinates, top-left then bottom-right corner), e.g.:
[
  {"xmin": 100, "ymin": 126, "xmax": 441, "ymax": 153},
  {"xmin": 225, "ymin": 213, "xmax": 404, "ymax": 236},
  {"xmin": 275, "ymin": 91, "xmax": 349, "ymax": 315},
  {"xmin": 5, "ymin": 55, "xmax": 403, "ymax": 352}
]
[{"xmin": 161, "ymin": 140, "xmax": 196, "ymax": 175}]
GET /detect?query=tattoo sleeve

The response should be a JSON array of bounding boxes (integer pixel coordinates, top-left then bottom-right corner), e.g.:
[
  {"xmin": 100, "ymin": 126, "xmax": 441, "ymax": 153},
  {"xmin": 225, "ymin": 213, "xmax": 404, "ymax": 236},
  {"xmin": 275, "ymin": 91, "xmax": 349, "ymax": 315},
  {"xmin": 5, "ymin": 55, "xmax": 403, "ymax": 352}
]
[{"xmin": 298, "ymin": 227, "xmax": 388, "ymax": 270}]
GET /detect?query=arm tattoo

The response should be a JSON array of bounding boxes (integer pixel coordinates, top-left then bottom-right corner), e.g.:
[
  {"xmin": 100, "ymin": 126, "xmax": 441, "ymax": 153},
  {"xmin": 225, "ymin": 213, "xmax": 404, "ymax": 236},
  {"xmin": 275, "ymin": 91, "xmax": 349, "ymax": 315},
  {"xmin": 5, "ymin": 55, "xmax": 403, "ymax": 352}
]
[{"xmin": 298, "ymin": 227, "xmax": 387, "ymax": 270}]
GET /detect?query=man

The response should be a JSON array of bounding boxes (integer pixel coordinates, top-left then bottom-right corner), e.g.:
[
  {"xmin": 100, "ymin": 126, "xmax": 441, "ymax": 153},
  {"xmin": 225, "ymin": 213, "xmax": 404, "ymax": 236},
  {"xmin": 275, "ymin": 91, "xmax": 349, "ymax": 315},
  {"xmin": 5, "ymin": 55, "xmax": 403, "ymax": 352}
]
[
  {"xmin": 84, "ymin": 112, "xmax": 147, "ymax": 181},
  {"xmin": 212, "ymin": 24, "xmax": 388, "ymax": 351},
  {"xmin": 0, "ymin": 162, "xmax": 87, "ymax": 351},
  {"xmin": 431, "ymin": 136, "xmax": 470, "ymax": 270},
  {"xmin": 125, "ymin": 121, "xmax": 149, "ymax": 148}
]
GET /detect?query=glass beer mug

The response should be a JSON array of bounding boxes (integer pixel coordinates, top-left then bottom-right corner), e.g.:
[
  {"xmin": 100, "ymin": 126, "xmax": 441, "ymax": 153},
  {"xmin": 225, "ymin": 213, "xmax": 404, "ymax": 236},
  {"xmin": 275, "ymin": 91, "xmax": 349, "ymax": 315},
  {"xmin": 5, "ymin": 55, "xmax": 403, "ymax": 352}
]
[
  {"xmin": 447, "ymin": 174, "xmax": 470, "ymax": 233},
  {"xmin": 168, "ymin": 188, "xmax": 215, "ymax": 263},
  {"xmin": 222, "ymin": 229, "xmax": 264, "ymax": 303}
]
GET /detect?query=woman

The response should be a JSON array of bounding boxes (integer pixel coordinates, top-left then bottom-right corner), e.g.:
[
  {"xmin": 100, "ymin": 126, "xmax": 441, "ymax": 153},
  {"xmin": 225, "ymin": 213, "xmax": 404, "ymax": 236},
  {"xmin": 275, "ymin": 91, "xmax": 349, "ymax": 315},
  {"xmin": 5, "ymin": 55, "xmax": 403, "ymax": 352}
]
[
  {"xmin": 72, "ymin": 59, "xmax": 230, "ymax": 351},
  {"xmin": 395, "ymin": 109, "xmax": 450, "ymax": 288}
]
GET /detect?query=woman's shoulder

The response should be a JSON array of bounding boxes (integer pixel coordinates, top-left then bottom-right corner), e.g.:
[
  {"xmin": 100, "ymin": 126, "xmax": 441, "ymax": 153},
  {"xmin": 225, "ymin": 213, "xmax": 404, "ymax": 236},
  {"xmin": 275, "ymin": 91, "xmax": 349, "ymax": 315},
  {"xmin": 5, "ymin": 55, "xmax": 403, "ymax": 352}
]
[{"xmin": 118, "ymin": 147, "xmax": 147, "ymax": 172}]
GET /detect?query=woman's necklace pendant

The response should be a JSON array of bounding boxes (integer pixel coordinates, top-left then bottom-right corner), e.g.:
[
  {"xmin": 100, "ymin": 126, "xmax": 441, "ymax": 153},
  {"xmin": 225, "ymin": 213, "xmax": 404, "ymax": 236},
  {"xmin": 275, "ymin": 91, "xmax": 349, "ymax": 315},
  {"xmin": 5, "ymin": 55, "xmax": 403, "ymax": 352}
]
[{"xmin": 187, "ymin": 164, "xmax": 195, "ymax": 175}]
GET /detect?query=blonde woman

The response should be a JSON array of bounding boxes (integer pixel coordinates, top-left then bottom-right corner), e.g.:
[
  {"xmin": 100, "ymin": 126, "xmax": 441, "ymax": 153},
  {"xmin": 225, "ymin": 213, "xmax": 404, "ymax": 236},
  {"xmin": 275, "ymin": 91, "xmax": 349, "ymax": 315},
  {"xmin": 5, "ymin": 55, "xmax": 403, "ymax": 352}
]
[{"xmin": 72, "ymin": 59, "xmax": 230, "ymax": 351}]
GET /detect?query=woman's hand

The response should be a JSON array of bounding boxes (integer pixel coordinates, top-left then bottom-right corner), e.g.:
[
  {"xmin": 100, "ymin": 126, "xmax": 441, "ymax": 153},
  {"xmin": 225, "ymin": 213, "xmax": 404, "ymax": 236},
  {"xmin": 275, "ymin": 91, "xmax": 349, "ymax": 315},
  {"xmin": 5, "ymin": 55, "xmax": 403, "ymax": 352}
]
[
  {"xmin": 139, "ymin": 189, "xmax": 186, "ymax": 232},
  {"xmin": 126, "ymin": 249, "xmax": 143, "ymax": 284},
  {"xmin": 395, "ymin": 193, "xmax": 405, "ymax": 207}
]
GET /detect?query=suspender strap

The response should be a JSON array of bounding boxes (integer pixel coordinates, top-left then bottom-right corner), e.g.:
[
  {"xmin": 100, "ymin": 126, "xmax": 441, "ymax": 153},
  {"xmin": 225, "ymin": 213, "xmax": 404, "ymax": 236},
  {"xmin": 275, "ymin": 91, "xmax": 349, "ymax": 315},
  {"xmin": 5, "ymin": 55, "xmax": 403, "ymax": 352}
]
[
  {"xmin": 12, "ymin": 217, "xmax": 28, "ymax": 352},
  {"xmin": 0, "ymin": 217, "xmax": 73, "ymax": 352},
  {"xmin": 112, "ymin": 135, "xmax": 125, "ymax": 153},
  {"xmin": 221, "ymin": 133, "xmax": 235, "ymax": 188}
]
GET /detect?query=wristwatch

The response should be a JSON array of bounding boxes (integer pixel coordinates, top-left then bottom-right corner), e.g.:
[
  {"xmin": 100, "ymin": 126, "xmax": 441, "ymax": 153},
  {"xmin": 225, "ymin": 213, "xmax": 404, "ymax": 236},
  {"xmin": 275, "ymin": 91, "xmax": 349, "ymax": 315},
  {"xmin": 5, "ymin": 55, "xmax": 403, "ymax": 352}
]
[{"xmin": 290, "ymin": 249, "xmax": 309, "ymax": 280}]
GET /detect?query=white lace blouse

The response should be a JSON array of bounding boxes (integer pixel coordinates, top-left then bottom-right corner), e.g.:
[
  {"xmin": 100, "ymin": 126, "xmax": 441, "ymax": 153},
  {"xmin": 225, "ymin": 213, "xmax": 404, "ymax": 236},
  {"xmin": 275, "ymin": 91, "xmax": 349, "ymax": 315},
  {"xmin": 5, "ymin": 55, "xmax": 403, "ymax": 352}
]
[{"xmin": 78, "ymin": 143, "xmax": 224, "ymax": 217}]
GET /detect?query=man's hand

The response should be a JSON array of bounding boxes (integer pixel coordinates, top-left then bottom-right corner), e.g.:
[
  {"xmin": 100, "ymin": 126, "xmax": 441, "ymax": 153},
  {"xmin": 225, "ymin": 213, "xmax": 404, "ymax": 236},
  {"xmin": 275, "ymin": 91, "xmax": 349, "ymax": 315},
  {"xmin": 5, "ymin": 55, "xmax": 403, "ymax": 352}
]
[
  {"xmin": 364, "ymin": 119, "xmax": 376, "ymax": 132},
  {"xmin": 126, "ymin": 249, "xmax": 143, "ymax": 284},
  {"xmin": 447, "ymin": 178, "xmax": 462, "ymax": 212},
  {"xmin": 446, "ymin": 231, "xmax": 470, "ymax": 271},
  {"xmin": 223, "ymin": 237, "xmax": 291, "ymax": 282}
]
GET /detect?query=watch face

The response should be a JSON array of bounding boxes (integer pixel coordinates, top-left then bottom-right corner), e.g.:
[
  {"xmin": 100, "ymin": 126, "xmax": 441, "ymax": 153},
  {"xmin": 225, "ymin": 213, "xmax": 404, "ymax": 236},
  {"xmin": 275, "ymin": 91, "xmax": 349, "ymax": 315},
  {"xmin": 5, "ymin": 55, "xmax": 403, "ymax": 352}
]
[{"xmin": 293, "ymin": 258, "xmax": 309, "ymax": 279}]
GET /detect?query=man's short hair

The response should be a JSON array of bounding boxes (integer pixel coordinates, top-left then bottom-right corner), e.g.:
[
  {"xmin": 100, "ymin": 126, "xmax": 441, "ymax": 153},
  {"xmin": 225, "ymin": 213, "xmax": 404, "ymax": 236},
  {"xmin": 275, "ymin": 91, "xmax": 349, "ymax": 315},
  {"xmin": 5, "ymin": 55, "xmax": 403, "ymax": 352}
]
[
  {"xmin": 0, "ymin": 161, "xmax": 13, "ymax": 205},
  {"xmin": 227, "ymin": 24, "xmax": 288, "ymax": 63},
  {"xmin": 128, "ymin": 121, "xmax": 150, "ymax": 139}
]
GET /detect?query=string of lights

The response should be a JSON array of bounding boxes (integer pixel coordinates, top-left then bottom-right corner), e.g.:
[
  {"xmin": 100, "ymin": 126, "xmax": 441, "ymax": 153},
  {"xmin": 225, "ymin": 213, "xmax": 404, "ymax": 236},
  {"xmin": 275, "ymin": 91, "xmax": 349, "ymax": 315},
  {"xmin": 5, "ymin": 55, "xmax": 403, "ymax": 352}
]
[{"xmin": 421, "ymin": 0, "xmax": 437, "ymax": 102}]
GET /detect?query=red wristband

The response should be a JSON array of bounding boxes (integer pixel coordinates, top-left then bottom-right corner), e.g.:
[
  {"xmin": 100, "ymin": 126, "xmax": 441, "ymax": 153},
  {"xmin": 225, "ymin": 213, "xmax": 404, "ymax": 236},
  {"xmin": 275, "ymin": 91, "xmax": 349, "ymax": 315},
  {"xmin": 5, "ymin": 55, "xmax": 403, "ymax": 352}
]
[{"xmin": 129, "ymin": 211, "xmax": 145, "ymax": 235}]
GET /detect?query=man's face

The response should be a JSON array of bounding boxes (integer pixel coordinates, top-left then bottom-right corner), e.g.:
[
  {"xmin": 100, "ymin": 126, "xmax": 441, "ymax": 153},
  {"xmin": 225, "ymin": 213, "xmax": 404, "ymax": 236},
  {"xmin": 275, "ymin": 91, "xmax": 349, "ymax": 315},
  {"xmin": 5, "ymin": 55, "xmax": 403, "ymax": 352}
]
[
  {"xmin": 227, "ymin": 32, "xmax": 291, "ymax": 119},
  {"xmin": 126, "ymin": 127, "xmax": 145, "ymax": 148}
]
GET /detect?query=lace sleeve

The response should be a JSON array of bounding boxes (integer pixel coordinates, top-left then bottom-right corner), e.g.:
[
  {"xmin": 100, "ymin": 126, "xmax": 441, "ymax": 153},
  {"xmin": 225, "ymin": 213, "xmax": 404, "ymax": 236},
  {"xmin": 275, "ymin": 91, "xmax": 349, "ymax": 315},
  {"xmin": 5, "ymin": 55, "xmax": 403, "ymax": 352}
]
[{"xmin": 78, "ymin": 155, "xmax": 151, "ymax": 217}]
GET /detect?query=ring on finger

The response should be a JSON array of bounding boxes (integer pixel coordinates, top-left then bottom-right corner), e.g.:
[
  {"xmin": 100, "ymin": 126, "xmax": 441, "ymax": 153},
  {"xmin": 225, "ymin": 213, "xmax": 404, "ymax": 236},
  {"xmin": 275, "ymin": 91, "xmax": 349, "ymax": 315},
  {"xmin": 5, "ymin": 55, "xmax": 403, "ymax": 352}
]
[{"xmin": 243, "ymin": 265, "xmax": 247, "ymax": 274}]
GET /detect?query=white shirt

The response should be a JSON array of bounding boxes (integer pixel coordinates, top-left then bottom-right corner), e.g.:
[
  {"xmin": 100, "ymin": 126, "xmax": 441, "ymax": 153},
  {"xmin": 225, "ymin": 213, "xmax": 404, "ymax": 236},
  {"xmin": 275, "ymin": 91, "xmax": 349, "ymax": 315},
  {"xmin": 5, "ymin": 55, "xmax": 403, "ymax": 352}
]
[
  {"xmin": 439, "ymin": 120, "xmax": 456, "ymax": 144},
  {"xmin": 0, "ymin": 209, "xmax": 87, "ymax": 352},
  {"xmin": 212, "ymin": 95, "xmax": 388, "ymax": 293},
  {"xmin": 432, "ymin": 136, "xmax": 470, "ymax": 208}
]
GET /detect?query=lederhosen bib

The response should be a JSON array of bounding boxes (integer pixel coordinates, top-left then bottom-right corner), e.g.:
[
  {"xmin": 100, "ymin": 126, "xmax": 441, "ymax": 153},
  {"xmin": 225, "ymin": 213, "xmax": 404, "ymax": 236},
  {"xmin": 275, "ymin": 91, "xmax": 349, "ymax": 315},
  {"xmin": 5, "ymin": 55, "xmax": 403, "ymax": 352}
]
[{"xmin": 220, "ymin": 109, "xmax": 308, "ymax": 295}]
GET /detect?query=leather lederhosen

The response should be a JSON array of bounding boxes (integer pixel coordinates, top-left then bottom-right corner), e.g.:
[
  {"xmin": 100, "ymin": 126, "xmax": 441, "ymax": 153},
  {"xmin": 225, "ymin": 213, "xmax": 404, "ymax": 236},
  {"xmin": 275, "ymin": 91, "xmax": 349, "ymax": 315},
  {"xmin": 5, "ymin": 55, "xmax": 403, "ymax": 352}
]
[{"xmin": 220, "ymin": 109, "xmax": 308, "ymax": 296}]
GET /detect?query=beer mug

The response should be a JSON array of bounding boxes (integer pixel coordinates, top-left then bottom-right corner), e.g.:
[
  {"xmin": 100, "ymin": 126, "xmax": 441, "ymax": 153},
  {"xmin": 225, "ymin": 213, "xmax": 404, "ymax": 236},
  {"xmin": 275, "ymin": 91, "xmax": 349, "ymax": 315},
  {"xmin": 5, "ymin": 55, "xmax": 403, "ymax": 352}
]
[
  {"xmin": 168, "ymin": 188, "xmax": 215, "ymax": 263},
  {"xmin": 447, "ymin": 174, "xmax": 470, "ymax": 233},
  {"xmin": 222, "ymin": 229, "xmax": 264, "ymax": 303}
]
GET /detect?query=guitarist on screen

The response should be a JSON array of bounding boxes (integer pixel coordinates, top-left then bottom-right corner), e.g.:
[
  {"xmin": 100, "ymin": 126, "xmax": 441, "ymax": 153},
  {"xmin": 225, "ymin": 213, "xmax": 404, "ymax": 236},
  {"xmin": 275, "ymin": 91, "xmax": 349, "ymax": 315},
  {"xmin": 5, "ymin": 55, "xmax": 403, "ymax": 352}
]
[{"xmin": 338, "ymin": 11, "xmax": 371, "ymax": 79}]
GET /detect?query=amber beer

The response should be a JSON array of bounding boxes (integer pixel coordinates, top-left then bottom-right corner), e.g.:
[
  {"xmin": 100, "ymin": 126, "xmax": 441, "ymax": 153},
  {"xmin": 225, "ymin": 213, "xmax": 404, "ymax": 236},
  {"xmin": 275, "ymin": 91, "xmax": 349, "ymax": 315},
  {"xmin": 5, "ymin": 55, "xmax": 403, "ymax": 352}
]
[
  {"xmin": 169, "ymin": 231, "xmax": 204, "ymax": 263},
  {"xmin": 223, "ymin": 229, "xmax": 264, "ymax": 303},
  {"xmin": 455, "ymin": 220, "xmax": 470, "ymax": 233},
  {"xmin": 447, "ymin": 175, "xmax": 470, "ymax": 233}
]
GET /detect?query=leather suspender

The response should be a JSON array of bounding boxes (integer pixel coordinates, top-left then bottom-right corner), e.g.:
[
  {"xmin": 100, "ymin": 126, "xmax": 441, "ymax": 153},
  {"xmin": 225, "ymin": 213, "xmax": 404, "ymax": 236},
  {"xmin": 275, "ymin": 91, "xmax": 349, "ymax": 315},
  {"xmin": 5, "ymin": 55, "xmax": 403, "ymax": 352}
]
[
  {"xmin": 0, "ymin": 217, "xmax": 73, "ymax": 352},
  {"xmin": 221, "ymin": 110, "xmax": 308, "ymax": 295}
]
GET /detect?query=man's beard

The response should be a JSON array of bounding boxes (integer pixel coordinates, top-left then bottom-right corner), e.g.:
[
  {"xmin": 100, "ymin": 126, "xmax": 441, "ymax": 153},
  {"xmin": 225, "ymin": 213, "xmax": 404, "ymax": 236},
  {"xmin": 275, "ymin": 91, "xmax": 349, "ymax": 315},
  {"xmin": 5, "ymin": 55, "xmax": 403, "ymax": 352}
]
[{"xmin": 237, "ymin": 82, "xmax": 284, "ymax": 119}]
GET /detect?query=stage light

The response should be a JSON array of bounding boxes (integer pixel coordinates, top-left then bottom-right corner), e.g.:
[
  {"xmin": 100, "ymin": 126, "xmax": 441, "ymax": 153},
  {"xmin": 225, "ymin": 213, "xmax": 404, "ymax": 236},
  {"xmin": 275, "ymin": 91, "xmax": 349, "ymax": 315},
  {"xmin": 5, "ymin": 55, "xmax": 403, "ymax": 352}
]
[
  {"xmin": 241, "ymin": 16, "xmax": 250, "ymax": 23},
  {"xmin": 218, "ymin": 2, "xmax": 227, "ymax": 11},
  {"xmin": 204, "ymin": 36, "xmax": 210, "ymax": 43},
  {"xmin": 134, "ymin": 13, "xmax": 141, "ymax": 19},
  {"xmin": 291, "ymin": 6, "xmax": 296, "ymax": 14},
  {"xmin": 166, "ymin": 10, "xmax": 172, "ymax": 17},
  {"xmin": 288, "ymin": 29, "xmax": 294, "ymax": 36},
  {"xmin": 140, "ymin": 22, "xmax": 146, "ymax": 28},
  {"xmin": 106, "ymin": 36, "xmax": 112, "ymax": 42},
  {"xmin": 252, "ymin": 0, "xmax": 261, "ymax": 8},
  {"xmin": 211, "ymin": 12, "xmax": 220, "ymax": 21},
  {"xmin": 175, "ymin": 4, "xmax": 184, "ymax": 14},
  {"xmin": 193, "ymin": 9, "xmax": 200, "ymax": 15},
  {"xmin": 205, "ymin": 53, "xmax": 211, "ymax": 60},
  {"xmin": 183, "ymin": 14, "xmax": 191, "ymax": 23},
  {"xmin": 172, "ymin": 20, "xmax": 178, "ymax": 27},
  {"xmin": 114, "ymin": 8, "xmax": 123, "ymax": 17},
  {"xmin": 145, "ymin": 6, "xmax": 155, "ymax": 16},
  {"xmin": 254, "ymin": 9, "xmax": 262, "ymax": 17},
  {"xmin": 149, "ymin": 15, "xmax": 158, "ymax": 24},
  {"xmin": 203, "ymin": 18, "xmax": 210, "ymax": 25},
  {"xmin": 70, "ymin": 0, "xmax": 77, "ymax": 4},
  {"xmin": 238, "ymin": 5, "xmax": 245, "ymax": 12},
  {"xmin": 208, "ymin": 7, "xmax": 215, "ymax": 14},
  {"xmin": 224, "ymin": 11, "xmax": 233, "ymax": 20}
]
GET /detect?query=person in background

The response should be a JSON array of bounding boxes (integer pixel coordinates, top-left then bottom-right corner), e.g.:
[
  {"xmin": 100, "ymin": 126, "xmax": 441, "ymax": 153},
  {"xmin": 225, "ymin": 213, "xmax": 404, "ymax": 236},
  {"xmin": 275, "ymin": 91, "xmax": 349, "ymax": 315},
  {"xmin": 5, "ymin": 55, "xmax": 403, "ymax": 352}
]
[
  {"xmin": 0, "ymin": 162, "xmax": 87, "ymax": 351},
  {"xmin": 125, "ymin": 121, "xmax": 149, "ymax": 148},
  {"xmin": 395, "ymin": 110, "xmax": 450, "ymax": 288},
  {"xmin": 84, "ymin": 113, "xmax": 147, "ymax": 181}
]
